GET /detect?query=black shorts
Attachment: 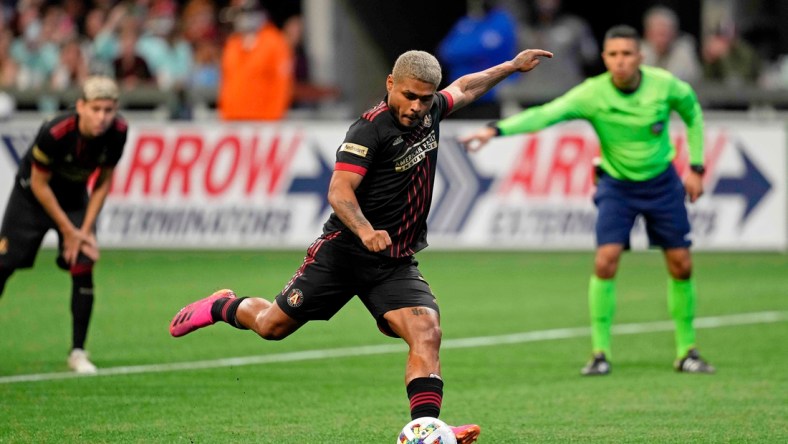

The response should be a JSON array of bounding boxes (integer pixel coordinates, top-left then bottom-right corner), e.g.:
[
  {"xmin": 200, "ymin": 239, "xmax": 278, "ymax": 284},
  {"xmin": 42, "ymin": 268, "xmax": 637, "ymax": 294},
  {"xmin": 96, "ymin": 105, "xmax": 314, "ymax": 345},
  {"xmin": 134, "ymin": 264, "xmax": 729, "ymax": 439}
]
[
  {"xmin": 275, "ymin": 231, "xmax": 439, "ymax": 336},
  {"xmin": 0, "ymin": 186, "xmax": 91, "ymax": 270}
]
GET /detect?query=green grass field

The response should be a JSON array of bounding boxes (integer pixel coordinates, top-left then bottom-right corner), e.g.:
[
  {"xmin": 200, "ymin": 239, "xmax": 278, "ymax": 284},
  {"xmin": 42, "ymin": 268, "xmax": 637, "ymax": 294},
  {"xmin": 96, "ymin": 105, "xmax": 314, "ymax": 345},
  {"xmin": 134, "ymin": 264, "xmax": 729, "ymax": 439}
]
[{"xmin": 0, "ymin": 249, "xmax": 786, "ymax": 443}]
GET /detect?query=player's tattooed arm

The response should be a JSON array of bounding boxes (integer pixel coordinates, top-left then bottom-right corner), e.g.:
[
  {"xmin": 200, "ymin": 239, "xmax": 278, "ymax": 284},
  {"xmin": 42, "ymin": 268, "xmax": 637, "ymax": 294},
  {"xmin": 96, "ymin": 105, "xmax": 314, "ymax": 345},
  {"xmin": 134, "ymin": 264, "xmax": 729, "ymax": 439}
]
[
  {"xmin": 337, "ymin": 199, "xmax": 373, "ymax": 232},
  {"xmin": 328, "ymin": 170, "xmax": 392, "ymax": 252},
  {"xmin": 443, "ymin": 48, "xmax": 553, "ymax": 112}
]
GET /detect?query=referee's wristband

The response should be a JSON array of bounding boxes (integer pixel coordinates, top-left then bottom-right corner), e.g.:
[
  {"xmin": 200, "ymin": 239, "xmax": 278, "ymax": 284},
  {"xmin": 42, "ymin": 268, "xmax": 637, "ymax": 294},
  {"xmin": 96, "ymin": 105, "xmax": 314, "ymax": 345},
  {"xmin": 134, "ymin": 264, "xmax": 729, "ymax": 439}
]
[
  {"xmin": 690, "ymin": 164, "xmax": 705, "ymax": 176},
  {"xmin": 486, "ymin": 121, "xmax": 502, "ymax": 137}
]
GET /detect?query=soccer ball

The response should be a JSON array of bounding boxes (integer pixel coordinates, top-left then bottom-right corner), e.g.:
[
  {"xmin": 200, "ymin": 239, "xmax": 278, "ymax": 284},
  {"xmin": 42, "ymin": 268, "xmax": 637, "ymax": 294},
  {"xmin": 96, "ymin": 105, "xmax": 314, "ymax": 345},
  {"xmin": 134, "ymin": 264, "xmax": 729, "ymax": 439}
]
[{"xmin": 397, "ymin": 417, "xmax": 456, "ymax": 444}]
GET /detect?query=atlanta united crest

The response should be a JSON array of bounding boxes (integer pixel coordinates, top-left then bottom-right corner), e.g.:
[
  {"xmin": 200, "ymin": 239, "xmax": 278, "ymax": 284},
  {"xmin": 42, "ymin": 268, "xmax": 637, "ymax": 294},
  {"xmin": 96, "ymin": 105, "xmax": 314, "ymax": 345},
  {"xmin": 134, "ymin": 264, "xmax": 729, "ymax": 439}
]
[{"xmin": 287, "ymin": 289, "xmax": 304, "ymax": 307}]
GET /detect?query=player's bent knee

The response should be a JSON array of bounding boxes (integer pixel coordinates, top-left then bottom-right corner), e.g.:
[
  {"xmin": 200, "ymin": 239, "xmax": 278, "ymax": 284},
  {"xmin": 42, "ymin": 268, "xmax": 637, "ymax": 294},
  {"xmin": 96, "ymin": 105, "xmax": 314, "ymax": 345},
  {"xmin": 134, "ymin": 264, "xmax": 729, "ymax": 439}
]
[
  {"xmin": 258, "ymin": 325, "xmax": 297, "ymax": 341},
  {"xmin": 254, "ymin": 310, "xmax": 301, "ymax": 341}
]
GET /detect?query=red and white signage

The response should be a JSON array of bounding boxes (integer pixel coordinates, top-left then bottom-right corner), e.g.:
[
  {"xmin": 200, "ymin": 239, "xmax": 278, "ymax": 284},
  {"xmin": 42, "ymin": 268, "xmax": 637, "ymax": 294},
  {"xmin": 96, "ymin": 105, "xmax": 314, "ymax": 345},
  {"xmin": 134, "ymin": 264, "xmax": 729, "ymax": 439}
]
[{"xmin": 1, "ymin": 119, "xmax": 785, "ymax": 251}]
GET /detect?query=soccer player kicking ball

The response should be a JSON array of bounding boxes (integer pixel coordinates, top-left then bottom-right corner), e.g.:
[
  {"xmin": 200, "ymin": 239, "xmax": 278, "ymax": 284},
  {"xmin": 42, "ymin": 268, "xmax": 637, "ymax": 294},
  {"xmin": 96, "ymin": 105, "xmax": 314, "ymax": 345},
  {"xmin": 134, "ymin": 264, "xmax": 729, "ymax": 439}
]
[
  {"xmin": 0, "ymin": 76, "xmax": 128, "ymax": 374},
  {"xmin": 170, "ymin": 48, "xmax": 552, "ymax": 442},
  {"xmin": 460, "ymin": 25, "xmax": 715, "ymax": 376}
]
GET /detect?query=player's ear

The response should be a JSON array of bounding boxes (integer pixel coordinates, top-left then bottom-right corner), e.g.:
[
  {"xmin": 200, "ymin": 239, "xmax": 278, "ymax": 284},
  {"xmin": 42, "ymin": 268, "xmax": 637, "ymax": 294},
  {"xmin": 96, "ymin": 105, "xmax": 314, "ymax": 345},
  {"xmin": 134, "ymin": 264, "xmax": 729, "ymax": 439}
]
[{"xmin": 386, "ymin": 74, "xmax": 394, "ymax": 93}]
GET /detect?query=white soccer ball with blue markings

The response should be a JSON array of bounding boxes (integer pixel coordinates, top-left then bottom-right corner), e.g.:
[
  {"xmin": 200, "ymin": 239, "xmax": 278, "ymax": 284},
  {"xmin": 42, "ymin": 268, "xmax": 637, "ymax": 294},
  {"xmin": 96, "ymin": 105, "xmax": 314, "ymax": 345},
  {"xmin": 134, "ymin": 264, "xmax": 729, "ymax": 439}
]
[{"xmin": 397, "ymin": 417, "xmax": 456, "ymax": 444}]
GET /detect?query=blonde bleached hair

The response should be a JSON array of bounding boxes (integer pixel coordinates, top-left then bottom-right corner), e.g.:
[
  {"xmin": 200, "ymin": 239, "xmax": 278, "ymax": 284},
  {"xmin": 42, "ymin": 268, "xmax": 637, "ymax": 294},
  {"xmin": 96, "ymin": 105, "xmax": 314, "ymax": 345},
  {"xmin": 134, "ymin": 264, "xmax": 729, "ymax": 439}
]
[
  {"xmin": 391, "ymin": 50, "xmax": 442, "ymax": 86},
  {"xmin": 81, "ymin": 76, "xmax": 120, "ymax": 101}
]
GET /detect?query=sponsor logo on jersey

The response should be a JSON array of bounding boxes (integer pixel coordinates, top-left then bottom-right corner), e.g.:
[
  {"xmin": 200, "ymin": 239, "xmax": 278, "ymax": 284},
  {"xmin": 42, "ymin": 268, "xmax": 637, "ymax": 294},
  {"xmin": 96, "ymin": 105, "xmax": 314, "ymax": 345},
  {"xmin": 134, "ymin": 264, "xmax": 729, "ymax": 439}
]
[
  {"xmin": 394, "ymin": 132, "xmax": 438, "ymax": 172},
  {"xmin": 422, "ymin": 115, "xmax": 432, "ymax": 128},
  {"xmin": 651, "ymin": 121, "xmax": 665, "ymax": 134},
  {"xmin": 287, "ymin": 288, "xmax": 304, "ymax": 307},
  {"xmin": 32, "ymin": 146, "xmax": 51, "ymax": 165},
  {"xmin": 339, "ymin": 143, "xmax": 369, "ymax": 158},
  {"xmin": 393, "ymin": 136, "xmax": 404, "ymax": 146}
]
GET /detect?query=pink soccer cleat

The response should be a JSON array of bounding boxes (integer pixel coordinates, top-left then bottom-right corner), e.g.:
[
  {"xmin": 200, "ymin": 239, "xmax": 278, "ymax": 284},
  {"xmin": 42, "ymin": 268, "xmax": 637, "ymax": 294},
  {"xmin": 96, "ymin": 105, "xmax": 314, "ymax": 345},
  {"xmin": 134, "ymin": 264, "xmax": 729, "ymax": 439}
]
[
  {"xmin": 169, "ymin": 289, "xmax": 236, "ymax": 337},
  {"xmin": 451, "ymin": 424, "xmax": 481, "ymax": 444}
]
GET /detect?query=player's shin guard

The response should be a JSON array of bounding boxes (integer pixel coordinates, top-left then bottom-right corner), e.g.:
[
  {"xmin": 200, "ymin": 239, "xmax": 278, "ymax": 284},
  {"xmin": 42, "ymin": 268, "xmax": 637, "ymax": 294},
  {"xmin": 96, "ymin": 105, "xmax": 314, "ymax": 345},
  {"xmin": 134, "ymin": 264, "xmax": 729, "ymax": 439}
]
[
  {"xmin": 70, "ymin": 268, "xmax": 94, "ymax": 350},
  {"xmin": 407, "ymin": 376, "xmax": 444, "ymax": 420},
  {"xmin": 668, "ymin": 277, "xmax": 697, "ymax": 358},
  {"xmin": 589, "ymin": 275, "xmax": 616, "ymax": 358}
]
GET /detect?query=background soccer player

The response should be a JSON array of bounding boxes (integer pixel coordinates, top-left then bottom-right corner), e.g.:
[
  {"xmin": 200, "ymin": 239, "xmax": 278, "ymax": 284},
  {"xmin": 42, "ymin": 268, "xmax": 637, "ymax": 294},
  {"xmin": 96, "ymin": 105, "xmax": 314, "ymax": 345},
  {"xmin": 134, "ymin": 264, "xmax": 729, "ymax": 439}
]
[
  {"xmin": 460, "ymin": 25, "xmax": 714, "ymax": 376},
  {"xmin": 170, "ymin": 48, "xmax": 552, "ymax": 443},
  {"xmin": 0, "ymin": 76, "xmax": 128, "ymax": 374}
]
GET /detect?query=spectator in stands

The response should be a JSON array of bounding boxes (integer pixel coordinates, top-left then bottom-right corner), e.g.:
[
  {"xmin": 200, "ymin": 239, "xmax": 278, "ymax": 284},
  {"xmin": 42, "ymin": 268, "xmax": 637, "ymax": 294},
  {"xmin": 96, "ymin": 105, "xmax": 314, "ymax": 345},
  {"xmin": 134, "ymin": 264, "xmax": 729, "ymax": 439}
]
[
  {"xmin": 218, "ymin": 0, "xmax": 294, "ymax": 120},
  {"xmin": 61, "ymin": 0, "xmax": 84, "ymax": 37},
  {"xmin": 10, "ymin": 1, "xmax": 59, "ymax": 89},
  {"xmin": 0, "ymin": 29, "xmax": 17, "ymax": 88},
  {"xmin": 436, "ymin": 0, "xmax": 517, "ymax": 119},
  {"xmin": 702, "ymin": 17, "xmax": 761, "ymax": 86},
  {"xmin": 113, "ymin": 20, "xmax": 155, "ymax": 89},
  {"xmin": 90, "ymin": 0, "xmax": 156, "ymax": 77},
  {"xmin": 137, "ymin": 0, "xmax": 193, "ymax": 91},
  {"xmin": 181, "ymin": 0, "xmax": 219, "ymax": 46},
  {"xmin": 641, "ymin": 6, "xmax": 701, "ymax": 84},
  {"xmin": 40, "ymin": 3, "xmax": 76, "ymax": 46},
  {"xmin": 190, "ymin": 39, "xmax": 220, "ymax": 91},
  {"xmin": 282, "ymin": 13, "xmax": 340, "ymax": 109},
  {"xmin": 50, "ymin": 37, "xmax": 88, "ymax": 91},
  {"xmin": 513, "ymin": 0, "xmax": 599, "ymax": 100},
  {"xmin": 80, "ymin": 7, "xmax": 116, "ymax": 77}
]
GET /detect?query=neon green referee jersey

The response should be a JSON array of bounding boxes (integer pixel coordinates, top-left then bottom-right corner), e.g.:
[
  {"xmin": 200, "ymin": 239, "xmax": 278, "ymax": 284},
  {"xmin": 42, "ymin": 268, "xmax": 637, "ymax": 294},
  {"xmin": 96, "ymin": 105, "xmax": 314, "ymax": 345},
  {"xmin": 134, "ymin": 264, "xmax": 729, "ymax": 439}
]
[{"xmin": 497, "ymin": 65, "xmax": 704, "ymax": 181}]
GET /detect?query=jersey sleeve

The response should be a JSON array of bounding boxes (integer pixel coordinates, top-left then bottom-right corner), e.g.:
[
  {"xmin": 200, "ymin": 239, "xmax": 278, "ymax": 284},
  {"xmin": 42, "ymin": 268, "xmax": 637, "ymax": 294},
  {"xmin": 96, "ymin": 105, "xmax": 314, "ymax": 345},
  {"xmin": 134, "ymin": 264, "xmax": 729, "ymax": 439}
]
[
  {"xmin": 496, "ymin": 80, "xmax": 592, "ymax": 135},
  {"xmin": 335, "ymin": 120, "xmax": 378, "ymax": 176},
  {"xmin": 435, "ymin": 90, "xmax": 453, "ymax": 120},
  {"xmin": 669, "ymin": 78, "xmax": 704, "ymax": 165},
  {"xmin": 30, "ymin": 122, "xmax": 58, "ymax": 171}
]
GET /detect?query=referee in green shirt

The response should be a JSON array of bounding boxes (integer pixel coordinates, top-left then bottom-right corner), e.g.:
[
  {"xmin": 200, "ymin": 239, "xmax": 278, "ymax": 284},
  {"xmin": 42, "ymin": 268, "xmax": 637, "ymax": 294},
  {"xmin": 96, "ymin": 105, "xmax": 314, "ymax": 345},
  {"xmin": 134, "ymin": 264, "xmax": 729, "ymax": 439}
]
[{"xmin": 461, "ymin": 25, "xmax": 714, "ymax": 376}]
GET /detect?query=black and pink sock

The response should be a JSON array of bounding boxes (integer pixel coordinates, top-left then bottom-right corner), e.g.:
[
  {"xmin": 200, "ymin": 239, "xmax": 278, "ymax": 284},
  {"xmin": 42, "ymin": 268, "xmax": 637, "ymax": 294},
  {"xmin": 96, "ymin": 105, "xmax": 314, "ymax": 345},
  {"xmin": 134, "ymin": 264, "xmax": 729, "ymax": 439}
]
[{"xmin": 210, "ymin": 297, "xmax": 249, "ymax": 330}]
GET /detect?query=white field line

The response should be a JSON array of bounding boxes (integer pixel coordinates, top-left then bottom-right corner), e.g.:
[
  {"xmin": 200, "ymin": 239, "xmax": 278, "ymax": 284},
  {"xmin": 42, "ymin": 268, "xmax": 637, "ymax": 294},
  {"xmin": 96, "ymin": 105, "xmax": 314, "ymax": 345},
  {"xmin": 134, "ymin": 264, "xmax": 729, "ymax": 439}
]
[{"xmin": 1, "ymin": 310, "xmax": 785, "ymax": 385}]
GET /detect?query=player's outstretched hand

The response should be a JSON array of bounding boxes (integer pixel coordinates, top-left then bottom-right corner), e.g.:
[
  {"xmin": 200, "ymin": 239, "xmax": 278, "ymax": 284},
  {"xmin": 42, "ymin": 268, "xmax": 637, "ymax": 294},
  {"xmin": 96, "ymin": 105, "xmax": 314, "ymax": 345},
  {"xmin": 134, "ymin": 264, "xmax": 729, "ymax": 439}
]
[
  {"xmin": 459, "ymin": 126, "xmax": 499, "ymax": 152},
  {"xmin": 512, "ymin": 49, "xmax": 553, "ymax": 73}
]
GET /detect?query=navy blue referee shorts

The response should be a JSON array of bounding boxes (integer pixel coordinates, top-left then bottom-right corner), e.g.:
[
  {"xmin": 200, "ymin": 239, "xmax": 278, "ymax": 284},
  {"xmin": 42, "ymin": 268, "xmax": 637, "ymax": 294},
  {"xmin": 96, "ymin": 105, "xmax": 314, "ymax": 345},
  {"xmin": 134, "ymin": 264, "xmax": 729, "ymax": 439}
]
[{"xmin": 593, "ymin": 165, "xmax": 692, "ymax": 250}]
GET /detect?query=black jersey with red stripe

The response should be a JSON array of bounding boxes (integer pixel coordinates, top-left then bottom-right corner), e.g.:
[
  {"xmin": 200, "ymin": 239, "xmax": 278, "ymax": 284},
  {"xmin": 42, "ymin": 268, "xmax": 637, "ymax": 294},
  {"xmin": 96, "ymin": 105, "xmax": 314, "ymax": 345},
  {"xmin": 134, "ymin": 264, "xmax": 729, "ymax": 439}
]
[
  {"xmin": 323, "ymin": 91, "xmax": 454, "ymax": 258},
  {"xmin": 15, "ymin": 112, "xmax": 128, "ymax": 201}
]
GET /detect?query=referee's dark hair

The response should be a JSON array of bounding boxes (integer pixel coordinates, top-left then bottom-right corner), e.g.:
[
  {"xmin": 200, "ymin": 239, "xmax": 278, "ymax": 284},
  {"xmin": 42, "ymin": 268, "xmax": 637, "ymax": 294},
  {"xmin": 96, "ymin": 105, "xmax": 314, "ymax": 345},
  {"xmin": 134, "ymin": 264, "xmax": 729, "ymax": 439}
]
[{"xmin": 604, "ymin": 24, "xmax": 641, "ymax": 47}]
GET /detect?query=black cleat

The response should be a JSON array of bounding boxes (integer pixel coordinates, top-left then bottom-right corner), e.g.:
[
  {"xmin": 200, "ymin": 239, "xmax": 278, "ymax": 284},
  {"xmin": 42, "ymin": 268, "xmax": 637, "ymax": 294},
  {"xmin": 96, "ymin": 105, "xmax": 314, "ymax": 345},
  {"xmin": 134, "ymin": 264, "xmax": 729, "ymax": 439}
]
[
  {"xmin": 581, "ymin": 352, "xmax": 611, "ymax": 376},
  {"xmin": 675, "ymin": 348, "xmax": 715, "ymax": 374}
]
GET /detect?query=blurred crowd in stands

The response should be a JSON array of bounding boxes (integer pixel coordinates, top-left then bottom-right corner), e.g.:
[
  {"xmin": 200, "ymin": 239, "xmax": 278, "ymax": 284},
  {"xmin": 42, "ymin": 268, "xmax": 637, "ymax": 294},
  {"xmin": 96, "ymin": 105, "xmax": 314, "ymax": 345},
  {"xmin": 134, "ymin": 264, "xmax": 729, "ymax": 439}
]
[
  {"xmin": 1, "ymin": 0, "xmax": 788, "ymax": 120},
  {"xmin": 0, "ymin": 0, "xmax": 337, "ymax": 119},
  {"xmin": 438, "ymin": 0, "xmax": 788, "ymax": 117}
]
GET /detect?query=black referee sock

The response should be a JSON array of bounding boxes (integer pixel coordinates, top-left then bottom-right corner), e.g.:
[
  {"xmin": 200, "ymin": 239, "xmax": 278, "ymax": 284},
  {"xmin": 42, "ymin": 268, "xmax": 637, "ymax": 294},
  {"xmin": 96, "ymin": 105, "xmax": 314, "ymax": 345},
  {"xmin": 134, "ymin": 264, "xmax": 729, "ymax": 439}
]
[
  {"xmin": 210, "ymin": 297, "xmax": 249, "ymax": 330},
  {"xmin": 407, "ymin": 376, "xmax": 444, "ymax": 420}
]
